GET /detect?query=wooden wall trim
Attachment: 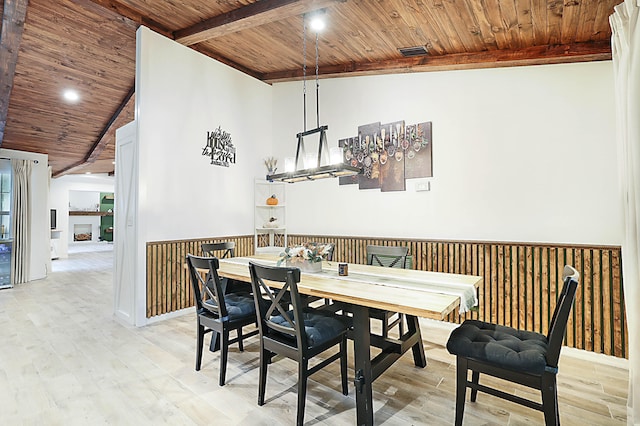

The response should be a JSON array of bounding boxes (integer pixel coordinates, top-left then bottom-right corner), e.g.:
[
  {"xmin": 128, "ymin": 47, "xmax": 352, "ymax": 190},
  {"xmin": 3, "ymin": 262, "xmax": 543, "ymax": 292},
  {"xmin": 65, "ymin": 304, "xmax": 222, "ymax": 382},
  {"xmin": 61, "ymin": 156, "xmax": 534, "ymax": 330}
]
[{"xmin": 146, "ymin": 234, "xmax": 627, "ymax": 359}]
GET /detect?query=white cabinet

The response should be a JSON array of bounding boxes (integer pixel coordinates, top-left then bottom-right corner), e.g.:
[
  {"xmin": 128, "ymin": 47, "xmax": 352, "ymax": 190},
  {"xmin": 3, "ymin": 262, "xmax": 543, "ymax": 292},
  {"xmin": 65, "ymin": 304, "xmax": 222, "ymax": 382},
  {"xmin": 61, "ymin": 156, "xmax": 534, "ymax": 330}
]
[
  {"xmin": 51, "ymin": 229, "xmax": 61, "ymax": 260},
  {"xmin": 254, "ymin": 180, "xmax": 287, "ymax": 253}
]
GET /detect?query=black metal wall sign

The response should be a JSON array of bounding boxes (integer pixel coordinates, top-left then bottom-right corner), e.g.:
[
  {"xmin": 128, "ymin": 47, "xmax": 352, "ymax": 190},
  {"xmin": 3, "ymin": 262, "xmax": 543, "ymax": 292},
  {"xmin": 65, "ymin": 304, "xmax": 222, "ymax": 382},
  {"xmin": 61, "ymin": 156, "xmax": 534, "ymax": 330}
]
[{"xmin": 202, "ymin": 126, "xmax": 236, "ymax": 167}]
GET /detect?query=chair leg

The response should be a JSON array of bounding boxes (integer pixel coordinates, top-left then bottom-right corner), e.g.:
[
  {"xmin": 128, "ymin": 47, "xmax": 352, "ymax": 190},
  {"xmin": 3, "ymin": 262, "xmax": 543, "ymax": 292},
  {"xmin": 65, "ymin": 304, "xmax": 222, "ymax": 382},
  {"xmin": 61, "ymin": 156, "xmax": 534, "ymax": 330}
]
[
  {"xmin": 470, "ymin": 371, "xmax": 480, "ymax": 402},
  {"xmin": 340, "ymin": 337, "xmax": 348, "ymax": 395},
  {"xmin": 454, "ymin": 357, "xmax": 468, "ymax": 426},
  {"xmin": 196, "ymin": 323, "xmax": 205, "ymax": 371},
  {"xmin": 398, "ymin": 313, "xmax": 404, "ymax": 337},
  {"xmin": 237, "ymin": 327, "xmax": 244, "ymax": 352},
  {"xmin": 296, "ymin": 360, "xmax": 308, "ymax": 426},
  {"xmin": 541, "ymin": 373, "xmax": 560, "ymax": 426},
  {"xmin": 210, "ymin": 331, "xmax": 220, "ymax": 352},
  {"xmin": 258, "ymin": 347, "xmax": 269, "ymax": 406},
  {"xmin": 219, "ymin": 329, "xmax": 229, "ymax": 386}
]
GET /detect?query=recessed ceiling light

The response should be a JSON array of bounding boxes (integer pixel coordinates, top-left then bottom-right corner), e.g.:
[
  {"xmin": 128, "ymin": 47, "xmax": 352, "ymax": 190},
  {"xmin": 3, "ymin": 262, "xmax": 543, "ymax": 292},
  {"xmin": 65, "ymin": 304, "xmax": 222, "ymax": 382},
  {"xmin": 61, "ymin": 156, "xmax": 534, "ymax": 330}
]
[
  {"xmin": 310, "ymin": 17, "xmax": 325, "ymax": 32},
  {"xmin": 63, "ymin": 89, "xmax": 80, "ymax": 102},
  {"xmin": 307, "ymin": 9, "xmax": 326, "ymax": 32}
]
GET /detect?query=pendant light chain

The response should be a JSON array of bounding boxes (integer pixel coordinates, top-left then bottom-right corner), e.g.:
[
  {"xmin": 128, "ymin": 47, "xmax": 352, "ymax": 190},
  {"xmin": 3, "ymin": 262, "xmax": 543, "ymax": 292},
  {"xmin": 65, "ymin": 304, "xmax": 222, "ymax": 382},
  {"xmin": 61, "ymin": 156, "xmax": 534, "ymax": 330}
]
[
  {"xmin": 302, "ymin": 19, "xmax": 307, "ymax": 132},
  {"xmin": 266, "ymin": 11, "xmax": 362, "ymax": 183},
  {"xmin": 315, "ymin": 30, "xmax": 320, "ymax": 128}
]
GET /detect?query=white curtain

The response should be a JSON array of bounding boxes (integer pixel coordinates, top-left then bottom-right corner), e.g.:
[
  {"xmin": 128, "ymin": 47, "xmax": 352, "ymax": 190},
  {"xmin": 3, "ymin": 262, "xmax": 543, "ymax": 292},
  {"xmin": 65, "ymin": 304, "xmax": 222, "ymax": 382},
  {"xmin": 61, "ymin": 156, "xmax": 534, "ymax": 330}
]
[
  {"xmin": 11, "ymin": 159, "xmax": 32, "ymax": 284},
  {"xmin": 611, "ymin": 1, "xmax": 640, "ymax": 424}
]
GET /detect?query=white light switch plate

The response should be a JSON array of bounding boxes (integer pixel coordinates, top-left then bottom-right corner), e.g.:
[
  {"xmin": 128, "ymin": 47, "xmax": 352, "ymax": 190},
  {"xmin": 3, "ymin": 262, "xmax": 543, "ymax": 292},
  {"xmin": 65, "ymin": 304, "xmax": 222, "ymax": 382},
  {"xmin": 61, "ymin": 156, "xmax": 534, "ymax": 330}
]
[{"xmin": 415, "ymin": 181, "xmax": 431, "ymax": 192}]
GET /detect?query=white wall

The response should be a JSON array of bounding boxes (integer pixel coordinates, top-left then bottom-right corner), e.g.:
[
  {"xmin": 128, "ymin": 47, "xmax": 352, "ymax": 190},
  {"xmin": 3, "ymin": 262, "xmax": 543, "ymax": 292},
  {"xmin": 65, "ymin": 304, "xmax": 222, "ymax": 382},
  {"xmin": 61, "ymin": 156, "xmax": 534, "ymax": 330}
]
[
  {"xmin": 271, "ymin": 62, "xmax": 621, "ymax": 246},
  {"xmin": 130, "ymin": 28, "xmax": 620, "ymax": 328},
  {"xmin": 49, "ymin": 174, "xmax": 114, "ymax": 258},
  {"xmin": 136, "ymin": 27, "xmax": 273, "ymax": 243},
  {"xmin": 130, "ymin": 27, "xmax": 274, "ymax": 325},
  {"xmin": 0, "ymin": 148, "xmax": 49, "ymax": 281}
]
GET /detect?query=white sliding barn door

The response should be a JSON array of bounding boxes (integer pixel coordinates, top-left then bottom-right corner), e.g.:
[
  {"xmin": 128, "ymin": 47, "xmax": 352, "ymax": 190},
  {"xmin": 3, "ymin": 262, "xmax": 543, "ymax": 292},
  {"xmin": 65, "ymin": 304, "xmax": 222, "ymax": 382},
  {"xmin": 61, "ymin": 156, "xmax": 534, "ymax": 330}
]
[{"xmin": 114, "ymin": 121, "xmax": 141, "ymax": 326}]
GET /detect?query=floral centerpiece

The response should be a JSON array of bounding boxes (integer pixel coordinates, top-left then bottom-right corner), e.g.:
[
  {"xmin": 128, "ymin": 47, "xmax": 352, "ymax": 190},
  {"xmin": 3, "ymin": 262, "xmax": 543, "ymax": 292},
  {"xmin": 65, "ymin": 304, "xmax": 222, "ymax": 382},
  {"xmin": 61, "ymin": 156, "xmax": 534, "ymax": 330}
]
[{"xmin": 277, "ymin": 242, "xmax": 333, "ymax": 273}]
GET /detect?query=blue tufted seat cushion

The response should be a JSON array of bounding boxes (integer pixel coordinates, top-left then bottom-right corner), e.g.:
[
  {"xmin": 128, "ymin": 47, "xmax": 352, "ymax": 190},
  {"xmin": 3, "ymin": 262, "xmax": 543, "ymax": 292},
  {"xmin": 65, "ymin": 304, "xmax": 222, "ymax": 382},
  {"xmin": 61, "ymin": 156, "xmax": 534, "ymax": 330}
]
[
  {"xmin": 269, "ymin": 310, "xmax": 348, "ymax": 348},
  {"xmin": 446, "ymin": 320, "xmax": 549, "ymax": 374},
  {"xmin": 204, "ymin": 293, "xmax": 255, "ymax": 320}
]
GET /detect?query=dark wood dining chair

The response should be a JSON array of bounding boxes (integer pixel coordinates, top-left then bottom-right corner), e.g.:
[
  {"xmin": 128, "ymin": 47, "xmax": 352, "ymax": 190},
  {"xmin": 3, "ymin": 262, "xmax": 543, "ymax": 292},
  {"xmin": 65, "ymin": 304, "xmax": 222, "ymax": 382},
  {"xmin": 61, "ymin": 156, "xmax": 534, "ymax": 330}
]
[
  {"xmin": 186, "ymin": 254, "xmax": 259, "ymax": 386},
  {"xmin": 201, "ymin": 241, "xmax": 236, "ymax": 259},
  {"xmin": 248, "ymin": 261, "xmax": 349, "ymax": 426},
  {"xmin": 366, "ymin": 244, "xmax": 410, "ymax": 269},
  {"xmin": 202, "ymin": 241, "xmax": 251, "ymax": 294},
  {"xmin": 446, "ymin": 265, "xmax": 580, "ymax": 426},
  {"xmin": 366, "ymin": 244, "xmax": 409, "ymax": 338}
]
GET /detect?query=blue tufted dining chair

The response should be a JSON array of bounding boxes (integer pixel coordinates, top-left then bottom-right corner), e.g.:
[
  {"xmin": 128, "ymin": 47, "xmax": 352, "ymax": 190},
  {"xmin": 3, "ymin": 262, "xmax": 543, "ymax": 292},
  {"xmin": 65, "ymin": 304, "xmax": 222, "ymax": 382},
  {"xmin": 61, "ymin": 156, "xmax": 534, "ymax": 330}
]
[
  {"xmin": 248, "ymin": 261, "xmax": 349, "ymax": 426},
  {"xmin": 366, "ymin": 244, "xmax": 410, "ymax": 338},
  {"xmin": 446, "ymin": 265, "xmax": 580, "ymax": 425},
  {"xmin": 201, "ymin": 241, "xmax": 252, "ymax": 294},
  {"xmin": 186, "ymin": 254, "xmax": 259, "ymax": 386}
]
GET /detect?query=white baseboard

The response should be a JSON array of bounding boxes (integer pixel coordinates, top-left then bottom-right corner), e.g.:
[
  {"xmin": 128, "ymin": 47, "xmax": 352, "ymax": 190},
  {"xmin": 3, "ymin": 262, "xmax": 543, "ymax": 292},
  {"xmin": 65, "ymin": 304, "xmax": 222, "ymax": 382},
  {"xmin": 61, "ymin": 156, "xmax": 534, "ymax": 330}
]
[
  {"xmin": 145, "ymin": 307, "xmax": 192, "ymax": 325},
  {"xmin": 561, "ymin": 345, "xmax": 628, "ymax": 369}
]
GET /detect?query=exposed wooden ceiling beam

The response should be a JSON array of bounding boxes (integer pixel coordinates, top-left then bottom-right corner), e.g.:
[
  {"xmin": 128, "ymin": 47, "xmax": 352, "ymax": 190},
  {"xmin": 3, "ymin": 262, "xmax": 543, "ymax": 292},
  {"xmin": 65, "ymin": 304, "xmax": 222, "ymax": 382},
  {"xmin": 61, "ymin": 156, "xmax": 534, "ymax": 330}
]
[
  {"xmin": 262, "ymin": 41, "xmax": 614, "ymax": 83},
  {"xmin": 86, "ymin": 85, "xmax": 134, "ymax": 163},
  {"xmin": 50, "ymin": 159, "xmax": 88, "ymax": 177},
  {"xmin": 87, "ymin": 0, "xmax": 173, "ymax": 38},
  {"xmin": 52, "ymin": 85, "xmax": 134, "ymax": 178},
  {"xmin": 190, "ymin": 44, "xmax": 265, "ymax": 81},
  {"xmin": 0, "ymin": 0, "xmax": 29, "ymax": 146},
  {"xmin": 174, "ymin": 0, "xmax": 341, "ymax": 46}
]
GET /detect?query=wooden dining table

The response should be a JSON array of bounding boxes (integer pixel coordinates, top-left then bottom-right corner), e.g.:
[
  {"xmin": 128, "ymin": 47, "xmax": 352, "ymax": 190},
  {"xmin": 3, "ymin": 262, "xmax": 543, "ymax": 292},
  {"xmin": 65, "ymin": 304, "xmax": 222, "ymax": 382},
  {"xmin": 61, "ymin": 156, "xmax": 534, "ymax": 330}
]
[{"xmin": 214, "ymin": 255, "xmax": 483, "ymax": 426}]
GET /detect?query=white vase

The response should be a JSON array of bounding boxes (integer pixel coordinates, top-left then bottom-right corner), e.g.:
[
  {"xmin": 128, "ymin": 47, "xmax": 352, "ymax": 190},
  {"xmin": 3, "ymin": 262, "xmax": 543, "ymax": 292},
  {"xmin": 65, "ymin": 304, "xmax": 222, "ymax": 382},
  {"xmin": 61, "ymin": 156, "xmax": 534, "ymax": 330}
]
[{"xmin": 286, "ymin": 259, "xmax": 322, "ymax": 273}]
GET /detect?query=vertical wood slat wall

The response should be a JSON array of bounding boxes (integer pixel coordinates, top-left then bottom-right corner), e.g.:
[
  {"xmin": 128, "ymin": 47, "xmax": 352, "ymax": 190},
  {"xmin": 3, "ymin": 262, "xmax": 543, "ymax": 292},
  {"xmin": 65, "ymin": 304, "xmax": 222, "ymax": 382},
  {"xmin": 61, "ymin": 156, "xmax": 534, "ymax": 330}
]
[
  {"xmin": 289, "ymin": 235, "xmax": 627, "ymax": 359},
  {"xmin": 146, "ymin": 234, "xmax": 627, "ymax": 359},
  {"xmin": 146, "ymin": 236, "xmax": 254, "ymax": 319}
]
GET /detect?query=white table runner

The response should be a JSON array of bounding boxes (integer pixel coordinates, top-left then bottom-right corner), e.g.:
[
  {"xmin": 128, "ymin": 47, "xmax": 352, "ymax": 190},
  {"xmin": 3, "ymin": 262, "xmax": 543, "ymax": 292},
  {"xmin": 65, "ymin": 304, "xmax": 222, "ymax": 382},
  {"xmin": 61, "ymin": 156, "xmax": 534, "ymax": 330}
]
[{"xmin": 222, "ymin": 257, "xmax": 478, "ymax": 314}]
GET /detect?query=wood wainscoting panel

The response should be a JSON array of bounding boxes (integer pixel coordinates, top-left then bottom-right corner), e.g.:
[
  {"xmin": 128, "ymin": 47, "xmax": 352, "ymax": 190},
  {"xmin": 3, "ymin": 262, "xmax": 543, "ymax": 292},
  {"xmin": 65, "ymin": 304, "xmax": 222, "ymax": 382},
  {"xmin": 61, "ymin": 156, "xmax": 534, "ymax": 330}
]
[
  {"xmin": 145, "ymin": 234, "xmax": 626, "ymax": 358},
  {"xmin": 288, "ymin": 235, "xmax": 627, "ymax": 358},
  {"xmin": 145, "ymin": 235, "xmax": 254, "ymax": 318}
]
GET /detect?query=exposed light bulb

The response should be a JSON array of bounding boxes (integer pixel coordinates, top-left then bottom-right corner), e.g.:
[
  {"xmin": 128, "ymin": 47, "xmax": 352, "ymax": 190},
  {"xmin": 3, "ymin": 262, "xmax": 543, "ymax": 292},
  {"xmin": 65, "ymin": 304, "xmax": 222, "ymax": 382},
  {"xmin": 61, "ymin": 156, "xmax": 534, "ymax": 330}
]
[
  {"xmin": 330, "ymin": 147, "xmax": 343, "ymax": 165},
  {"xmin": 285, "ymin": 157, "xmax": 295, "ymax": 172},
  {"xmin": 304, "ymin": 153, "xmax": 317, "ymax": 169}
]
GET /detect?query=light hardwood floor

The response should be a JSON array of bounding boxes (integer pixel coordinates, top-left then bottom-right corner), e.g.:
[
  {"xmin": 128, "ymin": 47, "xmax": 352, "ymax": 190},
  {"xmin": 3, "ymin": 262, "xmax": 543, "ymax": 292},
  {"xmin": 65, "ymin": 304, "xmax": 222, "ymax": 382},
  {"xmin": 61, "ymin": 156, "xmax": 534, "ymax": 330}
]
[{"xmin": 0, "ymin": 245, "xmax": 628, "ymax": 425}]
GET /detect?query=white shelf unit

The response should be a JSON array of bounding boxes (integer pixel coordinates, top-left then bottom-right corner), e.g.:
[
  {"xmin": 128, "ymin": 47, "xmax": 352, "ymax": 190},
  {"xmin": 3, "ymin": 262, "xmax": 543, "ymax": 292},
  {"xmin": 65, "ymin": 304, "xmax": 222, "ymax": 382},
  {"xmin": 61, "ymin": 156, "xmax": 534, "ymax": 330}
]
[{"xmin": 254, "ymin": 180, "xmax": 287, "ymax": 254}]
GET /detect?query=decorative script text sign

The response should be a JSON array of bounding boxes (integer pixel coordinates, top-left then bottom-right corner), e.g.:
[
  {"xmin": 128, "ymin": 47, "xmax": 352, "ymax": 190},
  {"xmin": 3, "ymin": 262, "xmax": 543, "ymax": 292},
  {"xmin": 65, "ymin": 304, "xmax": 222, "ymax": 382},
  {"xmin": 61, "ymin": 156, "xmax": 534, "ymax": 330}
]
[{"xmin": 202, "ymin": 126, "xmax": 236, "ymax": 167}]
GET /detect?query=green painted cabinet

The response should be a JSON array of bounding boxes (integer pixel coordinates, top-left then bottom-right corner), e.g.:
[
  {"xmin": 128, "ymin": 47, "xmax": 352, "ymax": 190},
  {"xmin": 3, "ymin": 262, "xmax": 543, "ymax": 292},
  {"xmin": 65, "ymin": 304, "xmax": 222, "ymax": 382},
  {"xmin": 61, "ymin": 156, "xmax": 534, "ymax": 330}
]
[{"xmin": 99, "ymin": 192, "xmax": 114, "ymax": 242}]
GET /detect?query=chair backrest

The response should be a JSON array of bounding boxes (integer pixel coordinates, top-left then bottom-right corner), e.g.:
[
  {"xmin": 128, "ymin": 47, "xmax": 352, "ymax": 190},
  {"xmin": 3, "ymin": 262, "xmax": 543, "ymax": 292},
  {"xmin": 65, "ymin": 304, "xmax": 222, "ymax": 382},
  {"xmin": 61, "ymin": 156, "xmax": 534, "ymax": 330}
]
[
  {"xmin": 248, "ymin": 262, "xmax": 308, "ymax": 349},
  {"xmin": 366, "ymin": 245, "xmax": 409, "ymax": 268},
  {"xmin": 186, "ymin": 254, "xmax": 229, "ymax": 318},
  {"xmin": 202, "ymin": 242, "xmax": 235, "ymax": 259},
  {"xmin": 545, "ymin": 265, "xmax": 580, "ymax": 368},
  {"xmin": 308, "ymin": 242, "xmax": 334, "ymax": 261}
]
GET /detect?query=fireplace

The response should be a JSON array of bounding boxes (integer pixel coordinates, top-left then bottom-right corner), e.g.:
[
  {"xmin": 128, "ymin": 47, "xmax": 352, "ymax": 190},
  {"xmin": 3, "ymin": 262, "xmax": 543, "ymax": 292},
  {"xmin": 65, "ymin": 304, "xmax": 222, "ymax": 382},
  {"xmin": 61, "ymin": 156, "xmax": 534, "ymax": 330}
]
[{"xmin": 74, "ymin": 224, "xmax": 92, "ymax": 241}]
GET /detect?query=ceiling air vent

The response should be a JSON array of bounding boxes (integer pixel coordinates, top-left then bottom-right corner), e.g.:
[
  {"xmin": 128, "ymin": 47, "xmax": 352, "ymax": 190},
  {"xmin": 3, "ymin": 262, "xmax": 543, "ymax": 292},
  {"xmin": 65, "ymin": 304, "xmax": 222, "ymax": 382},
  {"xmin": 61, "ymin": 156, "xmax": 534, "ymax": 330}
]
[{"xmin": 398, "ymin": 46, "xmax": 428, "ymax": 57}]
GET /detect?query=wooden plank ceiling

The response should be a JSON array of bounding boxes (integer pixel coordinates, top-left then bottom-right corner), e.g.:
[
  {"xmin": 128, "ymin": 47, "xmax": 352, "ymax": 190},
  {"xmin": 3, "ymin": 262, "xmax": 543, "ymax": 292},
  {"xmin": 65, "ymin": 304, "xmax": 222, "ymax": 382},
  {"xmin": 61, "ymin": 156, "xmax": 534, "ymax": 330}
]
[{"xmin": 0, "ymin": 0, "xmax": 621, "ymax": 177}]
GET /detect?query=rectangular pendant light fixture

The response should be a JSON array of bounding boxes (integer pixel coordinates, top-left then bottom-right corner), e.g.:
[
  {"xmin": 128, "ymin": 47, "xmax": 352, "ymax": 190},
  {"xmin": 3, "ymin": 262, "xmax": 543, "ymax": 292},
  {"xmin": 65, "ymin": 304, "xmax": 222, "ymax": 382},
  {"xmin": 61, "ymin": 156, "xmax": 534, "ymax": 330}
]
[
  {"xmin": 267, "ymin": 126, "xmax": 361, "ymax": 183},
  {"xmin": 268, "ymin": 14, "xmax": 361, "ymax": 184}
]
